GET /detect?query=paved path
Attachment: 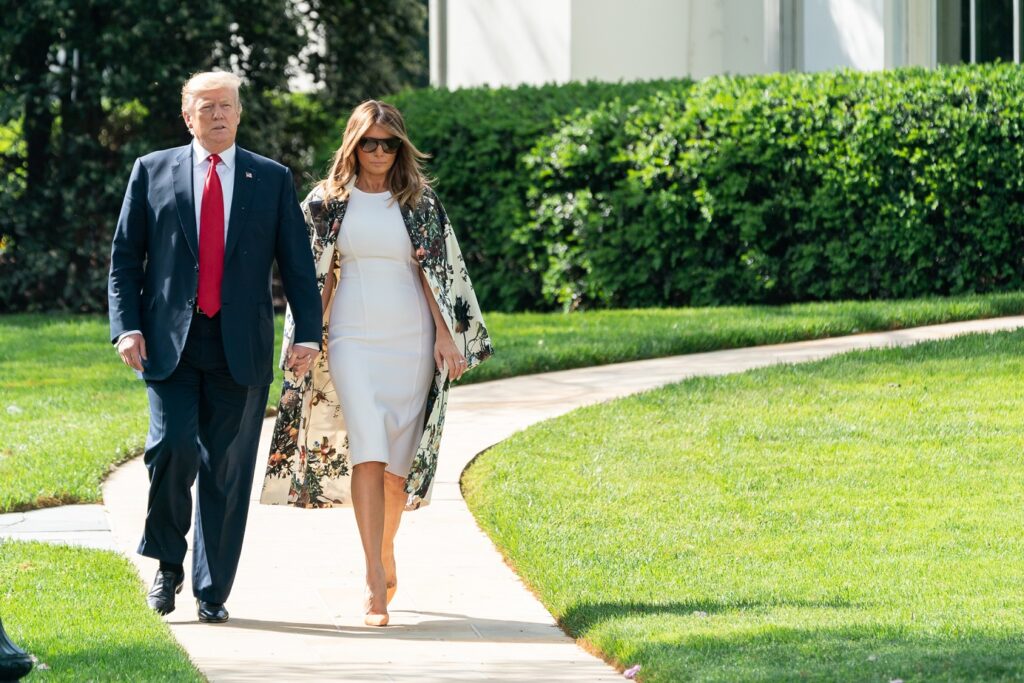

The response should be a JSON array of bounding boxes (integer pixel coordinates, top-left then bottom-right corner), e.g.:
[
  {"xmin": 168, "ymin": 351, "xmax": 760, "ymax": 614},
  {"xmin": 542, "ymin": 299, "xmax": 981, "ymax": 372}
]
[
  {"xmin": 0, "ymin": 504, "xmax": 115, "ymax": 550},
  {"xmin": 8, "ymin": 316, "xmax": 1024, "ymax": 681}
]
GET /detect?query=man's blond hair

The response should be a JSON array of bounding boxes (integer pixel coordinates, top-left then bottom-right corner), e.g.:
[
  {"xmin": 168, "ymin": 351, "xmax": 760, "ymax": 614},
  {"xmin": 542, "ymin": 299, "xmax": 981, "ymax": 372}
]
[{"xmin": 180, "ymin": 71, "xmax": 243, "ymax": 113}]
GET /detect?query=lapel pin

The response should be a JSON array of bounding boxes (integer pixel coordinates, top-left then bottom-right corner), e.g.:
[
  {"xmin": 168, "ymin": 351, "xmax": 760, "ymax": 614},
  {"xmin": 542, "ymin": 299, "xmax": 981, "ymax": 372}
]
[{"xmin": 245, "ymin": 171, "xmax": 253, "ymax": 179}]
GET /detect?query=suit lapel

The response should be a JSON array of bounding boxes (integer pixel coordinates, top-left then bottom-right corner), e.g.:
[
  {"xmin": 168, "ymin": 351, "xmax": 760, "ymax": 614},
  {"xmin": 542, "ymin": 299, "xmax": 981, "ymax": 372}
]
[
  {"xmin": 171, "ymin": 146, "xmax": 199, "ymax": 261},
  {"xmin": 225, "ymin": 148, "xmax": 257, "ymax": 263}
]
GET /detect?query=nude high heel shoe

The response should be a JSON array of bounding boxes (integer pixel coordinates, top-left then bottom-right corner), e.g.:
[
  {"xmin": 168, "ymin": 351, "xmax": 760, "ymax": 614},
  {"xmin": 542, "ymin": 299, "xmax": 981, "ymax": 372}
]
[{"xmin": 364, "ymin": 583, "xmax": 390, "ymax": 627}]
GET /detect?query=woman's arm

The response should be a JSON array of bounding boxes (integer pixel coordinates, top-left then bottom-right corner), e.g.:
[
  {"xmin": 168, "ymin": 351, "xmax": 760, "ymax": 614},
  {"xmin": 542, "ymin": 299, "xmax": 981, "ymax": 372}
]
[
  {"xmin": 417, "ymin": 268, "xmax": 466, "ymax": 381},
  {"xmin": 321, "ymin": 269, "xmax": 336, "ymax": 315}
]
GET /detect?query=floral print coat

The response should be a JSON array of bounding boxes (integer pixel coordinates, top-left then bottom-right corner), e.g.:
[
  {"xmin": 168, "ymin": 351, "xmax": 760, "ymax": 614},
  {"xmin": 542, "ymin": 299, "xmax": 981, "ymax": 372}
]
[{"xmin": 259, "ymin": 180, "xmax": 494, "ymax": 510}]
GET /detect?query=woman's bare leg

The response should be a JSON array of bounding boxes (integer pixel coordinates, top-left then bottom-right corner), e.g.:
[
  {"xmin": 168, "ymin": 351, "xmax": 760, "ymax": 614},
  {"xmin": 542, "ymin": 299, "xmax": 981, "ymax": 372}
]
[
  {"xmin": 351, "ymin": 461, "xmax": 389, "ymax": 626},
  {"xmin": 382, "ymin": 472, "xmax": 407, "ymax": 604}
]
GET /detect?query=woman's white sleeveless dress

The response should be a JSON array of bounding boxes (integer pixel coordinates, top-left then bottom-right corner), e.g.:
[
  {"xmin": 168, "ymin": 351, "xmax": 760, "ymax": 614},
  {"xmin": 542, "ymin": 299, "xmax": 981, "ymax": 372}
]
[{"xmin": 327, "ymin": 187, "xmax": 435, "ymax": 477}]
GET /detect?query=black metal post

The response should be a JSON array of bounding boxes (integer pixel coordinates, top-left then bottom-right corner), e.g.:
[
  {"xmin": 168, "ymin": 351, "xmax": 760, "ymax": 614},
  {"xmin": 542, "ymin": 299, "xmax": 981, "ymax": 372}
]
[{"xmin": 0, "ymin": 617, "xmax": 32, "ymax": 681}]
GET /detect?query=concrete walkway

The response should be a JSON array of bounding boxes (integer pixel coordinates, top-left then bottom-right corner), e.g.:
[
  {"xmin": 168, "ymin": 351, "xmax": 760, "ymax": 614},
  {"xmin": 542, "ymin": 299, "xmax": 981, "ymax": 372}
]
[
  {"xmin": 9, "ymin": 316, "xmax": 1024, "ymax": 681},
  {"xmin": 0, "ymin": 504, "xmax": 115, "ymax": 551}
]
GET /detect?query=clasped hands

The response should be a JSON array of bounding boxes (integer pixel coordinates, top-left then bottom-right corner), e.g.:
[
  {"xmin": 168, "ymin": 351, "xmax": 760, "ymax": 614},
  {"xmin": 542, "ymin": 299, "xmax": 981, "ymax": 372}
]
[
  {"xmin": 286, "ymin": 346, "xmax": 318, "ymax": 376},
  {"xmin": 117, "ymin": 333, "xmax": 319, "ymax": 376},
  {"xmin": 120, "ymin": 332, "xmax": 459, "ymax": 379}
]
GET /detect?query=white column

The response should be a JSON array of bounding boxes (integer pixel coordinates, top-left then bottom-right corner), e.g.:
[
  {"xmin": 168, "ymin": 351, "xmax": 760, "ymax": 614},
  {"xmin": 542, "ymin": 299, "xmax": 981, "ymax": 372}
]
[
  {"xmin": 764, "ymin": 0, "xmax": 782, "ymax": 71},
  {"xmin": 907, "ymin": 0, "xmax": 938, "ymax": 67},
  {"xmin": 429, "ymin": 0, "xmax": 447, "ymax": 87},
  {"xmin": 885, "ymin": 0, "xmax": 936, "ymax": 69},
  {"xmin": 780, "ymin": 0, "xmax": 802, "ymax": 71},
  {"xmin": 884, "ymin": 0, "xmax": 906, "ymax": 68},
  {"xmin": 1014, "ymin": 0, "xmax": 1021, "ymax": 63}
]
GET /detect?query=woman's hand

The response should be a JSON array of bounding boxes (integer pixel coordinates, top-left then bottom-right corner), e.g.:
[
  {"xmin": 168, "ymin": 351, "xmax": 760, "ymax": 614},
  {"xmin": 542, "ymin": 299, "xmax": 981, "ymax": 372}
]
[
  {"xmin": 286, "ymin": 345, "xmax": 318, "ymax": 377},
  {"xmin": 433, "ymin": 329, "xmax": 467, "ymax": 381}
]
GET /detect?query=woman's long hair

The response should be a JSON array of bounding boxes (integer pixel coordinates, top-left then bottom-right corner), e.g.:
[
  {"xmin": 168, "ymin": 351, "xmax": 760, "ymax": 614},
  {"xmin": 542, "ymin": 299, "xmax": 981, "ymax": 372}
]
[{"xmin": 319, "ymin": 100, "xmax": 431, "ymax": 209}]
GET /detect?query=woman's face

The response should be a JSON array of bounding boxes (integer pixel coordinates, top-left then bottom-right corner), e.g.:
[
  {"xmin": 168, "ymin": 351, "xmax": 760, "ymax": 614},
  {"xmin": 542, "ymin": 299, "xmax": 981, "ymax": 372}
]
[{"xmin": 355, "ymin": 123, "xmax": 400, "ymax": 178}]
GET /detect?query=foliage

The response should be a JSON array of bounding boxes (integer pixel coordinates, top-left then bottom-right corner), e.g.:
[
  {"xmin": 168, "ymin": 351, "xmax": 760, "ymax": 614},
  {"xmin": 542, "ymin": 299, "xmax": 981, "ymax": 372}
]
[
  {"xmin": 356, "ymin": 80, "xmax": 681, "ymax": 311},
  {"xmin": 301, "ymin": 0, "xmax": 428, "ymax": 115},
  {"xmin": 0, "ymin": 0, "xmax": 307, "ymax": 312},
  {"xmin": 527, "ymin": 65, "xmax": 1024, "ymax": 309},
  {"xmin": 522, "ymin": 85, "xmax": 691, "ymax": 309},
  {"xmin": 0, "ymin": 0, "xmax": 428, "ymax": 313}
]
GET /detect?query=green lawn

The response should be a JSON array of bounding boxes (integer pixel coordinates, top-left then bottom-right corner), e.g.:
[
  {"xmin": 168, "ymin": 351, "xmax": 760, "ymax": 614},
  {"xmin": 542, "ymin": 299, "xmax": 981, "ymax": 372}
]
[
  {"xmin": 0, "ymin": 541, "xmax": 202, "ymax": 681},
  {"xmin": 462, "ymin": 330, "xmax": 1024, "ymax": 682},
  {"xmin": 469, "ymin": 292, "xmax": 1024, "ymax": 382},
  {"xmin": 2, "ymin": 292, "xmax": 1024, "ymax": 512}
]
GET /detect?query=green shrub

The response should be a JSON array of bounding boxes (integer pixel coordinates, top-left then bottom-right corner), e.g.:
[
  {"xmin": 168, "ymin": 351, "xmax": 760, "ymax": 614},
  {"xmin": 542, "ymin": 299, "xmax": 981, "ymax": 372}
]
[
  {"xmin": 528, "ymin": 65, "xmax": 1024, "ymax": 308},
  {"xmin": 11, "ymin": 65, "xmax": 1024, "ymax": 314},
  {"xmin": 323, "ymin": 80, "xmax": 684, "ymax": 311},
  {"xmin": 522, "ymin": 85, "xmax": 693, "ymax": 308}
]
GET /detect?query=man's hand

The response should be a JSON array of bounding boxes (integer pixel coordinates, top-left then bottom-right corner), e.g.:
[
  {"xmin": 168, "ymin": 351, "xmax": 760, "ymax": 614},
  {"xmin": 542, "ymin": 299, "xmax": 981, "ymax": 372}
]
[
  {"xmin": 117, "ymin": 333, "xmax": 148, "ymax": 372},
  {"xmin": 286, "ymin": 346, "xmax": 318, "ymax": 376}
]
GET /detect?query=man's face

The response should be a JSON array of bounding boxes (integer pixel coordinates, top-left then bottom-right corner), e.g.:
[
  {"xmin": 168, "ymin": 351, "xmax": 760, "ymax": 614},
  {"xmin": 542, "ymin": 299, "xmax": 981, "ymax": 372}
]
[{"xmin": 183, "ymin": 87, "xmax": 240, "ymax": 153}]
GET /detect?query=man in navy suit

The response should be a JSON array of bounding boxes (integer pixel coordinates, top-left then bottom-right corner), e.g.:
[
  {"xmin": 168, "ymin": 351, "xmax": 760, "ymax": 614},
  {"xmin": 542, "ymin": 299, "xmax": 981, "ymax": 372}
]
[{"xmin": 108, "ymin": 71, "xmax": 322, "ymax": 623}]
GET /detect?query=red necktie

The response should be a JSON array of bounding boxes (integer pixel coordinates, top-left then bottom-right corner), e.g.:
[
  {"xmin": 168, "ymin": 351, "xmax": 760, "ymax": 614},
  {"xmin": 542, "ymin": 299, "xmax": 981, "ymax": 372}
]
[{"xmin": 197, "ymin": 153, "xmax": 224, "ymax": 316}]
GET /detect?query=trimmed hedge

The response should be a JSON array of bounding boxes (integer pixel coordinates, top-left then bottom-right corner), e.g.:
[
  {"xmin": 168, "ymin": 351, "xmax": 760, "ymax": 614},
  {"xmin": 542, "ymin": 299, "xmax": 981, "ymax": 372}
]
[
  {"xmin": 340, "ymin": 80, "xmax": 685, "ymax": 311},
  {"xmin": 526, "ymin": 65, "xmax": 1024, "ymax": 309},
  {"xmin": 10, "ymin": 66, "xmax": 1023, "ymax": 313}
]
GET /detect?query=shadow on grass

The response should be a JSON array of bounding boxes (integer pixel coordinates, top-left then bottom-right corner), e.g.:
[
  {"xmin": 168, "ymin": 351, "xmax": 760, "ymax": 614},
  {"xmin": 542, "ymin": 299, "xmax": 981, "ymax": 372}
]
[{"xmin": 560, "ymin": 601, "xmax": 1024, "ymax": 682}]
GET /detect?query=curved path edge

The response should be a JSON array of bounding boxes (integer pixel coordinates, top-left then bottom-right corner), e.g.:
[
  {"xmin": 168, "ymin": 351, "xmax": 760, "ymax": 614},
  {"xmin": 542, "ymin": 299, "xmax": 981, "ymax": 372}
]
[{"xmin": 91, "ymin": 316, "xmax": 1024, "ymax": 681}]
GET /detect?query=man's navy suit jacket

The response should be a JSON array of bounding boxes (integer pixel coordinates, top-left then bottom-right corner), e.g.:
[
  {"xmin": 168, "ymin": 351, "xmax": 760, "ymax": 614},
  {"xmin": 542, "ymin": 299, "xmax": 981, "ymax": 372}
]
[{"xmin": 108, "ymin": 144, "xmax": 322, "ymax": 387}]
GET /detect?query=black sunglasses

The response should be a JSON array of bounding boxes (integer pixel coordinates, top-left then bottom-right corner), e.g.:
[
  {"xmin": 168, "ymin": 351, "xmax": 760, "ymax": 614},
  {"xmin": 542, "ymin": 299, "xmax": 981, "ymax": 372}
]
[{"xmin": 359, "ymin": 136, "xmax": 402, "ymax": 154}]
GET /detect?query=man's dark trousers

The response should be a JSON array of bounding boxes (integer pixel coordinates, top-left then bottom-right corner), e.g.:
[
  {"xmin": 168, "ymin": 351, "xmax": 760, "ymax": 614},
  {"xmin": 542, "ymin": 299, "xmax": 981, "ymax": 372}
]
[{"xmin": 139, "ymin": 311, "xmax": 269, "ymax": 604}]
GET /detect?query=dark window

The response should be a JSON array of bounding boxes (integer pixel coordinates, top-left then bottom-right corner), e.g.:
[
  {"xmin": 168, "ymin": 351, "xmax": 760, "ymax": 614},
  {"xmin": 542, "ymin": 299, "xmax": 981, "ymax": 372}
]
[
  {"xmin": 938, "ymin": 0, "xmax": 1018, "ymax": 64},
  {"xmin": 977, "ymin": 0, "xmax": 1014, "ymax": 62}
]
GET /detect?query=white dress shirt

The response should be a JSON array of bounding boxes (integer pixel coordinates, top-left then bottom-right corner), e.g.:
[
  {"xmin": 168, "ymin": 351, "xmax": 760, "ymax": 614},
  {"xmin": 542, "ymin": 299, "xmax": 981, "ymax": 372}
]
[{"xmin": 117, "ymin": 139, "xmax": 318, "ymax": 352}]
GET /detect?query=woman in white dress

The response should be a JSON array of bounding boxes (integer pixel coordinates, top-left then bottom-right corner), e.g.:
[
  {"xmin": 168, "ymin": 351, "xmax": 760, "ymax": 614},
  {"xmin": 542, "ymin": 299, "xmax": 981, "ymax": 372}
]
[
  {"xmin": 323, "ymin": 102, "xmax": 470, "ymax": 626},
  {"xmin": 261, "ymin": 100, "xmax": 493, "ymax": 627}
]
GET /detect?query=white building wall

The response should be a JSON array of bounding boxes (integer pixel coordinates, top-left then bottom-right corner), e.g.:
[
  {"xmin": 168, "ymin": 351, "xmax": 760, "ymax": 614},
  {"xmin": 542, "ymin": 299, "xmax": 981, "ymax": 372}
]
[
  {"xmin": 431, "ymin": 0, "xmax": 916, "ymax": 89},
  {"xmin": 441, "ymin": 0, "xmax": 571, "ymax": 88},
  {"xmin": 802, "ymin": 0, "xmax": 885, "ymax": 71},
  {"xmin": 569, "ymin": 0, "xmax": 768, "ymax": 82},
  {"xmin": 436, "ymin": 0, "xmax": 772, "ymax": 88}
]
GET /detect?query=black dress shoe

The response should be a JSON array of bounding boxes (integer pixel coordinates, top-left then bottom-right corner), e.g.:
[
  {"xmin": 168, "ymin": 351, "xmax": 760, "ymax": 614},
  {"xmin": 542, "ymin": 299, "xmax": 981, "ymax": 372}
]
[
  {"xmin": 197, "ymin": 600, "xmax": 229, "ymax": 623},
  {"xmin": 147, "ymin": 569, "xmax": 184, "ymax": 615}
]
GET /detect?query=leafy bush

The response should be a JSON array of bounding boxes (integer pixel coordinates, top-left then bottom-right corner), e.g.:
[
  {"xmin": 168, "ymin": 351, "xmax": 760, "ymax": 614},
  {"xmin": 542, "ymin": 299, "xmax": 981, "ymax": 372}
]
[
  {"xmin": 527, "ymin": 65, "xmax": 1024, "ymax": 308},
  {"xmin": 340, "ymin": 80, "xmax": 684, "ymax": 311},
  {"xmin": 0, "ymin": 0, "xmax": 426, "ymax": 314},
  {"xmin": 522, "ymin": 85, "xmax": 692, "ymax": 308},
  {"xmin": 11, "ymin": 64, "xmax": 1024, "ymax": 313}
]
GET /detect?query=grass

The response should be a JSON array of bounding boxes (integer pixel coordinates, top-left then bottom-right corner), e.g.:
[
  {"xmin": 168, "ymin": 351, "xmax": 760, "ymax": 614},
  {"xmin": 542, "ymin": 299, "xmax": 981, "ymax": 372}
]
[
  {"xmin": 469, "ymin": 291, "xmax": 1024, "ymax": 382},
  {"xmin": 2, "ymin": 291, "xmax": 1024, "ymax": 512},
  {"xmin": 462, "ymin": 330, "xmax": 1024, "ymax": 682},
  {"xmin": 0, "ymin": 541, "xmax": 202, "ymax": 681}
]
